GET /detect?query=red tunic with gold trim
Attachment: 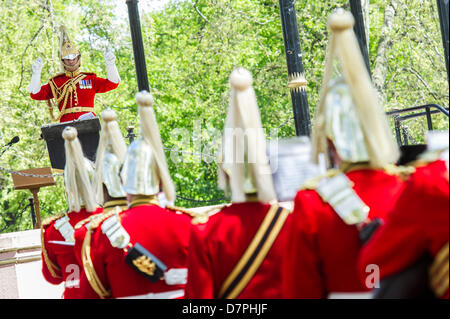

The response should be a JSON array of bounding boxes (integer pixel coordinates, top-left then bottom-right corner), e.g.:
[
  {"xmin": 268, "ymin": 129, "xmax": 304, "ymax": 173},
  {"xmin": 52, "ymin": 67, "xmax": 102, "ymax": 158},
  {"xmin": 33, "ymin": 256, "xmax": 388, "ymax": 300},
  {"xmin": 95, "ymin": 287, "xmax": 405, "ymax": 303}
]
[
  {"xmin": 358, "ymin": 160, "xmax": 449, "ymax": 299},
  {"xmin": 185, "ymin": 202, "xmax": 292, "ymax": 299},
  {"xmin": 41, "ymin": 207, "xmax": 103, "ymax": 299},
  {"xmin": 282, "ymin": 168, "xmax": 405, "ymax": 299},
  {"xmin": 77, "ymin": 201, "xmax": 193, "ymax": 299},
  {"xmin": 30, "ymin": 72, "xmax": 119, "ymax": 123}
]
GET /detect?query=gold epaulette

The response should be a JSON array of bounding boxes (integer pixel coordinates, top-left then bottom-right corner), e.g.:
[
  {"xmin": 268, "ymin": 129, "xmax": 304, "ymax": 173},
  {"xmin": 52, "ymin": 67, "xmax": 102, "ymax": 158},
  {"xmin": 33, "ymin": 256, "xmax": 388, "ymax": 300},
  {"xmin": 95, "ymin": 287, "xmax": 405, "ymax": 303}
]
[
  {"xmin": 74, "ymin": 215, "xmax": 96, "ymax": 230},
  {"xmin": 42, "ymin": 212, "xmax": 67, "ymax": 227},
  {"xmin": 166, "ymin": 205, "xmax": 227, "ymax": 225},
  {"xmin": 87, "ymin": 207, "xmax": 123, "ymax": 231},
  {"xmin": 384, "ymin": 164, "xmax": 416, "ymax": 180},
  {"xmin": 300, "ymin": 169, "xmax": 341, "ymax": 191}
]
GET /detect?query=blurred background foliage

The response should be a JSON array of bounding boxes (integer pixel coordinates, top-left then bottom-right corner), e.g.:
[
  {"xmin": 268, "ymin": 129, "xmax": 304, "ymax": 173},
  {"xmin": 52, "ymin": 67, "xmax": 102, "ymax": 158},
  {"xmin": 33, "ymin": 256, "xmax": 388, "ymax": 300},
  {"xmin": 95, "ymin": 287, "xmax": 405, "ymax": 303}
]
[{"xmin": 0, "ymin": 0, "xmax": 448, "ymax": 233}]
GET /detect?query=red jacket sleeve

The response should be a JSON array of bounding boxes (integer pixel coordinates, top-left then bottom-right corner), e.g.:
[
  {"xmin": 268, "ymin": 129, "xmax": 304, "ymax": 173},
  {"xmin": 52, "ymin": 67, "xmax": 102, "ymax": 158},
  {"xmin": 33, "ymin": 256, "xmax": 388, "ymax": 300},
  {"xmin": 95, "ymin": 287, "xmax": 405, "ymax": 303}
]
[
  {"xmin": 282, "ymin": 190, "xmax": 326, "ymax": 298},
  {"xmin": 185, "ymin": 224, "xmax": 215, "ymax": 299},
  {"xmin": 41, "ymin": 224, "xmax": 63, "ymax": 285},
  {"xmin": 358, "ymin": 200, "xmax": 426, "ymax": 283},
  {"xmin": 30, "ymin": 83, "xmax": 53, "ymax": 100},
  {"xmin": 92, "ymin": 75, "xmax": 119, "ymax": 93}
]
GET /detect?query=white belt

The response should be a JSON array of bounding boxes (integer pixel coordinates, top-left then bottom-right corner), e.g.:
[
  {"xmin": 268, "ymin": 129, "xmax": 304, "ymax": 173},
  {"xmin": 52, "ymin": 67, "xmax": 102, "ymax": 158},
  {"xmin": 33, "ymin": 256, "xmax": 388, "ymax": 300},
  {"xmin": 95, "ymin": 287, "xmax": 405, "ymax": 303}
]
[
  {"xmin": 328, "ymin": 291, "xmax": 373, "ymax": 299},
  {"xmin": 119, "ymin": 289, "xmax": 185, "ymax": 299}
]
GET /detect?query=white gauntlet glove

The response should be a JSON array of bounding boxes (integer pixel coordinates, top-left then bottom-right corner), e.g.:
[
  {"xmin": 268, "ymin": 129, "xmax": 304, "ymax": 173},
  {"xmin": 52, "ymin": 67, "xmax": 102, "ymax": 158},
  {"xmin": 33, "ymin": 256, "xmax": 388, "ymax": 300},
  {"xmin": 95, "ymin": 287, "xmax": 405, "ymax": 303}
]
[
  {"xmin": 104, "ymin": 48, "xmax": 120, "ymax": 84},
  {"xmin": 28, "ymin": 58, "xmax": 43, "ymax": 94}
]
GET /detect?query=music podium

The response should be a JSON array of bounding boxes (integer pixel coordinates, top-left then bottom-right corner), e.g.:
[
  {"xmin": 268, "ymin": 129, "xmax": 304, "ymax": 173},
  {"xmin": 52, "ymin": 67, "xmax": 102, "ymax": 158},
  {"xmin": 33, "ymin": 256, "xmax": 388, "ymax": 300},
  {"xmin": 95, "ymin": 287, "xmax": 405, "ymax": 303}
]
[
  {"xmin": 41, "ymin": 117, "xmax": 101, "ymax": 170},
  {"xmin": 11, "ymin": 167, "xmax": 55, "ymax": 229}
]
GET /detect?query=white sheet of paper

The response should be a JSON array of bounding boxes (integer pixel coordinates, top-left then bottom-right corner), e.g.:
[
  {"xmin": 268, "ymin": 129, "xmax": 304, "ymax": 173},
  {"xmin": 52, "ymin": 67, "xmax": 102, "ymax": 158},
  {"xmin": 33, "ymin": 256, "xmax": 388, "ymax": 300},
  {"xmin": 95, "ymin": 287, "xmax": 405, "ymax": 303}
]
[{"xmin": 268, "ymin": 137, "xmax": 321, "ymax": 202}]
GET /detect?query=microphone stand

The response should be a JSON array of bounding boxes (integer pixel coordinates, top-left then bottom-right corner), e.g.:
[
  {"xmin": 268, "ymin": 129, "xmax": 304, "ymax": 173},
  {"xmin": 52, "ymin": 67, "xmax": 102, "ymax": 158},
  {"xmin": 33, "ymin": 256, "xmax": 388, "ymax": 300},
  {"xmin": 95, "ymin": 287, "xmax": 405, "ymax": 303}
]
[{"xmin": 0, "ymin": 144, "xmax": 13, "ymax": 157}]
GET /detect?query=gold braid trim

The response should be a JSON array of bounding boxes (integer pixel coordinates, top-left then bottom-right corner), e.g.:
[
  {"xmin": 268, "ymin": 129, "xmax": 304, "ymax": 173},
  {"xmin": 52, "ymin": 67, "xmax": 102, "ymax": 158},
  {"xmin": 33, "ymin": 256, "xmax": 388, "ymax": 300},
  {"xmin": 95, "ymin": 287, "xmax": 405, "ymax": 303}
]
[
  {"xmin": 429, "ymin": 242, "xmax": 449, "ymax": 298},
  {"xmin": 40, "ymin": 222, "xmax": 62, "ymax": 279},
  {"xmin": 383, "ymin": 164, "xmax": 416, "ymax": 180},
  {"xmin": 165, "ymin": 204, "xmax": 228, "ymax": 225},
  {"xmin": 42, "ymin": 212, "xmax": 66, "ymax": 227},
  {"xmin": 129, "ymin": 195, "xmax": 159, "ymax": 209},
  {"xmin": 74, "ymin": 215, "xmax": 95, "ymax": 230},
  {"xmin": 80, "ymin": 207, "xmax": 123, "ymax": 299},
  {"xmin": 47, "ymin": 73, "xmax": 86, "ymax": 122},
  {"xmin": 300, "ymin": 169, "xmax": 341, "ymax": 191},
  {"xmin": 81, "ymin": 227, "xmax": 111, "ymax": 299}
]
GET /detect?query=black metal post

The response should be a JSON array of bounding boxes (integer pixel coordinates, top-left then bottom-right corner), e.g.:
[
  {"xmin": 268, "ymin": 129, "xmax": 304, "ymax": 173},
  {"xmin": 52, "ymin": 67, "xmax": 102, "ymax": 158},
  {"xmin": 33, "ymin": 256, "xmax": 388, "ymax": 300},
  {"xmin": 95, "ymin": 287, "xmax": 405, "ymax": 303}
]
[
  {"xmin": 437, "ymin": 0, "xmax": 449, "ymax": 82},
  {"xmin": 126, "ymin": 0, "xmax": 150, "ymax": 92},
  {"xmin": 349, "ymin": 0, "xmax": 371, "ymax": 76},
  {"xmin": 126, "ymin": 126, "xmax": 136, "ymax": 143},
  {"xmin": 394, "ymin": 117, "xmax": 403, "ymax": 146},
  {"xmin": 28, "ymin": 197, "xmax": 36, "ymax": 229},
  {"xmin": 425, "ymin": 106, "xmax": 434, "ymax": 131},
  {"xmin": 278, "ymin": 0, "xmax": 311, "ymax": 137}
]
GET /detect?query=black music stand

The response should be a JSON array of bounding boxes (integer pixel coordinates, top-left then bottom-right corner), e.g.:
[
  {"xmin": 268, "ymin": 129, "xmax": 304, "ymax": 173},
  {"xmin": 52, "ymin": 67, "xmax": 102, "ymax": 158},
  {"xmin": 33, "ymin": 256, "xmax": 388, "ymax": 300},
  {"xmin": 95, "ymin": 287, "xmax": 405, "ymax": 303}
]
[{"xmin": 41, "ymin": 118, "xmax": 101, "ymax": 170}]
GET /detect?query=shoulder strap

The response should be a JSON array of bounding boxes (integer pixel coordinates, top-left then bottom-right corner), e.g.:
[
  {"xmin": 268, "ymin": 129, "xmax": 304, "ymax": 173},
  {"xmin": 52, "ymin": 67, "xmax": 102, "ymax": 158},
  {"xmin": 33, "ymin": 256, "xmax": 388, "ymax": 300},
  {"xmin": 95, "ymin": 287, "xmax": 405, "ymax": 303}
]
[
  {"xmin": 40, "ymin": 224, "xmax": 62, "ymax": 279},
  {"xmin": 218, "ymin": 204, "xmax": 290, "ymax": 299},
  {"xmin": 42, "ymin": 212, "xmax": 66, "ymax": 227},
  {"xmin": 429, "ymin": 242, "xmax": 449, "ymax": 298},
  {"xmin": 40, "ymin": 212, "xmax": 69, "ymax": 278},
  {"xmin": 165, "ymin": 204, "xmax": 227, "ymax": 225},
  {"xmin": 316, "ymin": 173, "xmax": 370, "ymax": 225}
]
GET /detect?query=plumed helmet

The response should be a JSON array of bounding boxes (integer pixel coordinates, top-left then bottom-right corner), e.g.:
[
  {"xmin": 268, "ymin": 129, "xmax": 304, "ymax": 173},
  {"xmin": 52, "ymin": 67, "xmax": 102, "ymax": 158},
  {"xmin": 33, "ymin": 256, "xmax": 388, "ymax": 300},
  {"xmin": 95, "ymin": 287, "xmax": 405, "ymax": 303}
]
[
  {"xmin": 59, "ymin": 26, "xmax": 81, "ymax": 71},
  {"xmin": 217, "ymin": 68, "xmax": 276, "ymax": 204},
  {"xmin": 312, "ymin": 9, "xmax": 399, "ymax": 169},
  {"xmin": 120, "ymin": 91, "xmax": 175, "ymax": 202},
  {"xmin": 93, "ymin": 109, "xmax": 127, "ymax": 204},
  {"xmin": 324, "ymin": 77, "xmax": 370, "ymax": 163},
  {"xmin": 62, "ymin": 126, "xmax": 97, "ymax": 212}
]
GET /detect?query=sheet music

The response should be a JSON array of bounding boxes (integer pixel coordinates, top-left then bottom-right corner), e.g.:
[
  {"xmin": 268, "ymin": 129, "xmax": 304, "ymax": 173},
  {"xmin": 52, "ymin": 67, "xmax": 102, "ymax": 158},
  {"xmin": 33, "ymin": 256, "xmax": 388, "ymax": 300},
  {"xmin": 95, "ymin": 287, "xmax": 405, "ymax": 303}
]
[{"xmin": 269, "ymin": 137, "xmax": 321, "ymax": 202}]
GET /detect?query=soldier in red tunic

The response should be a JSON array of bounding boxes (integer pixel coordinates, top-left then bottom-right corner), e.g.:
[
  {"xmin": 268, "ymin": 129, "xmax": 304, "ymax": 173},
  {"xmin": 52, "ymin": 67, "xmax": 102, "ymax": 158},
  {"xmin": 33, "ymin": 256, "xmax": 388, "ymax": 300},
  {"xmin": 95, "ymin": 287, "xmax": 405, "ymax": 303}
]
[
  {"xmin": 184, "ymin": 68, "xmax": 291, "ymax": 299},
  {"xmin": 73, "ymin": 108, "xmax": 128, "ymax": 267},
  {"xmin": 29, "ymin": 26, "xmax": 119, "ymax": 123},
  {"xmin": 77, "ymin": 91, "xmax": 195, "ymax": 299},
  {"xmin": 282, "ymin": 9, "xmax": 405, "ymax": 299},
  {"xmin": 358, "ymin": 131, "xmax": 449, "ymax": 299},
  {"xmin": 41, "ymin": 126, "xmax": 102, "ymax": 299}
]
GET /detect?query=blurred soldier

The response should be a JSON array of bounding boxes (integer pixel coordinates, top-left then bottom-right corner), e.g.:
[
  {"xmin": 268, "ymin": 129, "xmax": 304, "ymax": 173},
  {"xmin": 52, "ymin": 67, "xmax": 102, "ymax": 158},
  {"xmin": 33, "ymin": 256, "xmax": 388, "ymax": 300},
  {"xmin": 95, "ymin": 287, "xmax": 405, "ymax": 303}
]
[
  {"xmin": 282, "ymin": 9, "xmax": 405, "ymax": 299},
  {"xmin": 73, "ymin": 108, "xmax": 128, "ymax": 267},
  {"xmin": 77, "ymin": 91, "xmax": 194, "ymax": 299},
  {"xmin": 185, "ymin": 68, "xmax": 291, "ymax": 299},
  {"xmin": 41, "ymin": 126, "xmax": 102, "ymax": 298},
  {"xmin": 29, "ymin": 26, "xmax": 120, "ymax": 123},
  {"xmin": 358, "ymin": 131, "xmax": 449, "ymax": 299}
]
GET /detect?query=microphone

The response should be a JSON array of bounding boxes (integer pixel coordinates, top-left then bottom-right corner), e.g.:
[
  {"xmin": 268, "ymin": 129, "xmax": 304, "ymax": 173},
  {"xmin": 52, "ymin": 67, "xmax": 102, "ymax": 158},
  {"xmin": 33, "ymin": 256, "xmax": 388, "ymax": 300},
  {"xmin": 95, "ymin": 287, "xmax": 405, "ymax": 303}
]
[
  {"xmin": 5, "ymin": 136, "xmax": 20, "ymax": 146},
  {"xmin": 1, "ymin": 136, "xmax": 19, "ymax": 157}
]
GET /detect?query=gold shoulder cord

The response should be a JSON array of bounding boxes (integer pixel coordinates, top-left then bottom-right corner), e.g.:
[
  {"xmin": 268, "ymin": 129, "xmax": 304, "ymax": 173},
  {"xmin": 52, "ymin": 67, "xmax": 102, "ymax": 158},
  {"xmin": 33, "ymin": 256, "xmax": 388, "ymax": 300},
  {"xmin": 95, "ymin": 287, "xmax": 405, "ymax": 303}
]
[
  {"xmin": 300, "ymin": 169, "xmax": 341, "ymax": 190},
  {"xmin": 40, "ymin": 214, "xmax": 66, "ymax": 279},
  {"xmin": 47, "ymin": 73, "xmax": 86, "ymax": 122},
  {"xmin": 429, "ymin": 242, "xmax": 449, "ymax": 298},
  {"xmin": 383, "ymin": 164, "xmax": 416, "ymax": 180},
  {"xmin": 165, "ymin": 204, "xmax": 227, "ymax": 225},
  {"xmin": 81, "ymin": 208, "xmax": 121, "ymax": 299}
]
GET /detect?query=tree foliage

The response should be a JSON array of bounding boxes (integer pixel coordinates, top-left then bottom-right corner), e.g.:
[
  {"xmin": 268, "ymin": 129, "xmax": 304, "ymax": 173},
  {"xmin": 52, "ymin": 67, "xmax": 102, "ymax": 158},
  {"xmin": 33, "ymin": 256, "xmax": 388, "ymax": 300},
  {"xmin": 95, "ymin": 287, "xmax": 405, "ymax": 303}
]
[{"xmin": 0, "ymin": 0, "xmax": 448, "ymax": 233}]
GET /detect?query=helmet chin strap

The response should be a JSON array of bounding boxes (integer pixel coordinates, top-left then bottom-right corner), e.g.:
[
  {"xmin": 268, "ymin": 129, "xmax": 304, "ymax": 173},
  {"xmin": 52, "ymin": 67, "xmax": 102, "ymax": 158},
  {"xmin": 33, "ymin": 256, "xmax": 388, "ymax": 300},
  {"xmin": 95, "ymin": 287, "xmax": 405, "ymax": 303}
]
[{"xmin": 62, "ymin": 56, "xmax": 81, "ymax": 74}]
